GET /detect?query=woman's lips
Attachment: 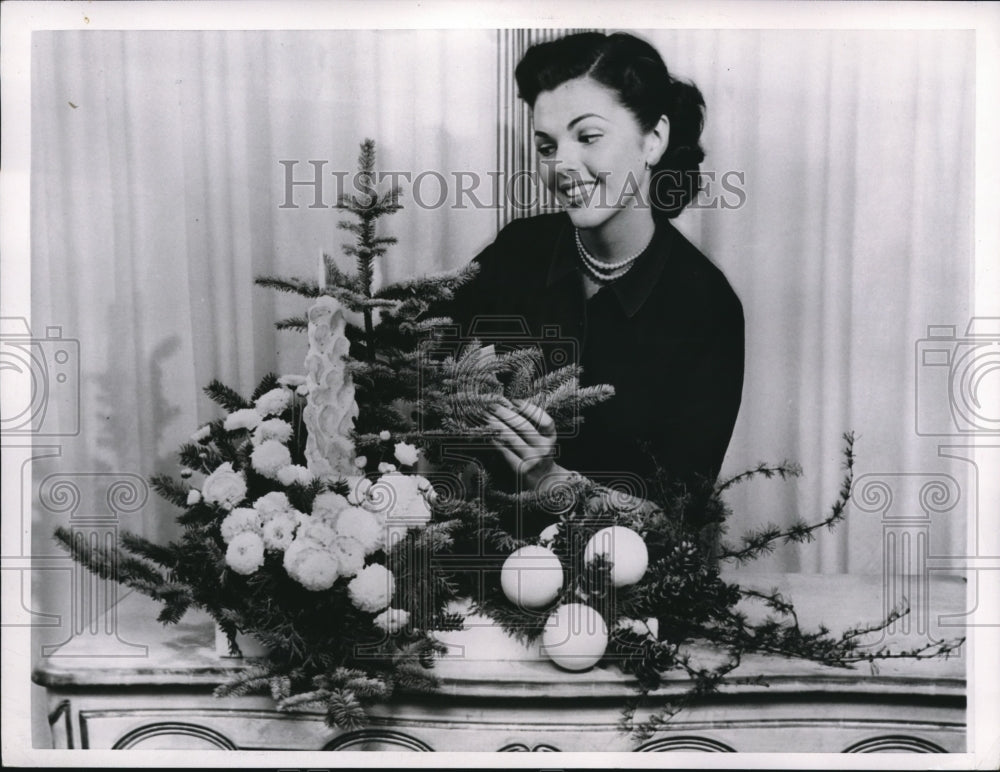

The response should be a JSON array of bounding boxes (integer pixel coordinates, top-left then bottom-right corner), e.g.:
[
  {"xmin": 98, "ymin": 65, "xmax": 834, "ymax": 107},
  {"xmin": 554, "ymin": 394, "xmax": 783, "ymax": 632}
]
[{"xmin": 559, "ymin": 182, "xmax": 597, "ymax": 205}]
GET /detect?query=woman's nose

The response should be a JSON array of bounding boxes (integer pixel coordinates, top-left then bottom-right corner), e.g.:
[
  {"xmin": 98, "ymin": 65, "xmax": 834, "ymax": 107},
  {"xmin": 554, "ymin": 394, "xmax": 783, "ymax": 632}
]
[{"xmin": 551, "ymin": 152, "xmax": 583, "ymax": 185}]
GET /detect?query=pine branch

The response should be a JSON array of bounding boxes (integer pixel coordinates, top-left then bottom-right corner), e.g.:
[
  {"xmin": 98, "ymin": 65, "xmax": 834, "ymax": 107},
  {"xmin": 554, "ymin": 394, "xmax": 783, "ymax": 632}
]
[
  {"xmin": 322, "ymin": 254, "xmax": 366, "ymax": 293},
  {"xmin": 214, "ymin": 664, "xmax": 278, "ymax": 698},
  {"xmin": 715, "ymin": 461, "xmax": 803, "ymax": 493},
  {"xmin": 270, "ymin": 675, "xmax": 292, "ymax": 701},
  {"xmin": 203, "ymin": 380, "xmax": 251, "ymax": 412},
  {"xmin": 251, "ymin": 373, "xmax": 280, "ymax": 401},
  {"xmin": 526, "ymin": 362, "xmax": 579, "ymax": 397},
  {"xmin": 254, "ymin": 275, "xmax": 323, "ymax": 298},
  {"xmin": 53, "ymin": 526, "xmax": 166, "ymax": 590},
  {"xmin": 324, "ymin": 688, "xmax": 367, "ymax": 730},
  {"xmin": 278, "ymin": 688, "xmax": 332, "ymax": 712},
  {"xmin": 149, "ymin": 473, "xmax": 191, "ymax": 509},
  {"xmin": 275, "ymin": 316, "xmax": 308, "ymax": 331},
  {"xmin": 118, "ymin": 530, "xmax": 179, "ymax": 569},
  {"xmin": 391, "ymin": 662, "xmax": 440, "ymax": 694},
  {"xmin": 719, "ymin": 433, "xmax": 856, "ymax": 564},
  {"xmin": 374, "ymin": 265, "xmax": 478, "ymax": 303}
]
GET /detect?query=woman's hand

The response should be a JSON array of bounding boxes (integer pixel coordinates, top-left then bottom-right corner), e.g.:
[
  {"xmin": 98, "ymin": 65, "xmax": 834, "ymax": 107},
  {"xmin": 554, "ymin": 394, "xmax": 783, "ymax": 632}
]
[{"xmin": 487, "ymin": 398, "xmax": 572, "ymax": 493}]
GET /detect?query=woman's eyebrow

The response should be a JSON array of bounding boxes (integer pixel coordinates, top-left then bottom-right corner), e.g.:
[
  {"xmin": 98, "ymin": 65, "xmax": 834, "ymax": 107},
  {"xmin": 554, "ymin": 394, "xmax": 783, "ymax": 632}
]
[
  {"xmin": 567, "ymin": 112, "xmax": 607, "ymax": 129},
  {"xmin": 534, "ymin": 113, "xmax": 609, "ymax": 138}
]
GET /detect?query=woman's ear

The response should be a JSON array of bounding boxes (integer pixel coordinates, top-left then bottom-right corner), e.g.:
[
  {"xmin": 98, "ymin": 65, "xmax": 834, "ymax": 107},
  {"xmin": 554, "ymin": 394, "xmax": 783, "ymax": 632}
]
[{"xmin": 645, "ymin": 114, "xmax": 670, "ymax": 167}]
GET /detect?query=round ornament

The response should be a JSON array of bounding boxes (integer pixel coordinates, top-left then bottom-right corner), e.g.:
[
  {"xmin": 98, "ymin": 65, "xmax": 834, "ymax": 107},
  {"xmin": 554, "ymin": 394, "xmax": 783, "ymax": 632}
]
[
  {"xmin": 583, "ymin": 526, "xmax": 649, "ymax": 588},
  {"xmin": 500, "ymin": 545, "xmax": 563, "ymax": 609},
  {"xmin": 541, "ymin": 603, "xmax": 609, "ymax": 671}
]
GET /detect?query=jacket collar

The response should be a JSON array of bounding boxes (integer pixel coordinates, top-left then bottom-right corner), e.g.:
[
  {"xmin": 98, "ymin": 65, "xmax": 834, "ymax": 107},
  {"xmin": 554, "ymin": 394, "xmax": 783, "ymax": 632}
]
[{"xmin": 546, "ymin": 214, "xmax": 670, "ymax": 318}]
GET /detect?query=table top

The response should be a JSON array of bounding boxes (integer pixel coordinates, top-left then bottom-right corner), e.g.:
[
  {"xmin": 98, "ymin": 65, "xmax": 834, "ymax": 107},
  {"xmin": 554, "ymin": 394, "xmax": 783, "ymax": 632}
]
[{"xmin": 33, "ymin": 572, "xmax": 967, "ymax": 700}]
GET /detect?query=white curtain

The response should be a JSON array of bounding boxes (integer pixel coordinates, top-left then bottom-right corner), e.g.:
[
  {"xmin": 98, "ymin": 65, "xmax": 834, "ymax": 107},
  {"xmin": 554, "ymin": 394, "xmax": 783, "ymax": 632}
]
[
  {"xmin": 30, "ymin": 29, "xmax": 497, "ymax": 550},
  {"xmin": 31, "ymin": 29, "xmax": 972, "ymax": 584},
  {"xmin": 644, "ymin": 30, "xmax": 973, "ymax": 573}
]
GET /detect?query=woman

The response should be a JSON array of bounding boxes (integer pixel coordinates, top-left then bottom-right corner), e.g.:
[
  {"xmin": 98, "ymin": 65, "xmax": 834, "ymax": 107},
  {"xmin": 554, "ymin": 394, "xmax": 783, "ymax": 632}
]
[{"xmin": 445, "ymin": 31, "xmax": 744, "ymax": 508}]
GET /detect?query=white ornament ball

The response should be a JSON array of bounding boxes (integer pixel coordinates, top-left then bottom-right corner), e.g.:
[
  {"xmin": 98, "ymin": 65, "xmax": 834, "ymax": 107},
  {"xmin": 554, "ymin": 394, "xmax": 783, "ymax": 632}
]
[
  {"xmin": 500, "ymin": 545, "xmax": 563, "ymax": 609},
  {"xmin": 538, "ymin": 522, "xmax": 560, "ymax": 547},
  {"xmin": 583, "ymin": 526, "xmax": 649, "ymax": 588},
  {"xmin": 541, "ymin": 603, "xmax": 609, "ymax": 671}
]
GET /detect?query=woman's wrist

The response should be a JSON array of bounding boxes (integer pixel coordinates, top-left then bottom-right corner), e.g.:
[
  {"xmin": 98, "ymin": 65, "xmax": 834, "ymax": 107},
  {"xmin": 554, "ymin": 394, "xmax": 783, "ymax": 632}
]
[{"xmin": 524, "ymin": 462, "xmax": 575, "ymax": 495}]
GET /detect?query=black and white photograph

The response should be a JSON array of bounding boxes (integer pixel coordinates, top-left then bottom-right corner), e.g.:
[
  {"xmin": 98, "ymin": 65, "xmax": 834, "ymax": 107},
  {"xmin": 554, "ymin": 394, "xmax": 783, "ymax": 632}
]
[{"xmin": 2, "ymin": 0, "xmax": 998, "ymax": 766}]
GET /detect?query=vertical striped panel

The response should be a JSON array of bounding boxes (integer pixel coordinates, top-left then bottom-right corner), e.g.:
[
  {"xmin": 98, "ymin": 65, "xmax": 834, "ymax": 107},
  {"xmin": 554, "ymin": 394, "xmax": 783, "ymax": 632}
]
[{"xmin": 496, "ymin": 29, "xmax": 600, "ymax": 230}]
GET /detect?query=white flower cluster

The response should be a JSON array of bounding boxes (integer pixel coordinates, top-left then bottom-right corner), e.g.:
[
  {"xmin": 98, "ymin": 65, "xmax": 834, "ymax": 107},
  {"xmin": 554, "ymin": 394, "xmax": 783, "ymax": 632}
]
[
  {"xmin": 190, "ymin": 377, "xmax": 317, "ymax": 488},
  {"xmin": 254, "ymin": 418, "xmax": 293, "ymax": 445},
  {"xmin": 375, "ymin": 472, "xmax": 435, "ymax": 527},
  {"xmin": 201, "ymin": 463, "xmax": 247, "ymax": 511},
  {"xmin": 223, "ymin": 408, "xmax": 260, "ymax": 432},
  {"xmin": 348, "ymin": 564, "xmax": 395, "ymax": 613},
  {"xmin": 200, "ymin": 405, "xmax": 433, "ymax": 623},
  {"xmin": 373, "ymin": 606, "xmax": 410, "ymax": 634},
  {"xmin": 217, "ymin": 481, "xmax": 398, "ymax": 608},
  {"xmin": 255, "ymin": 387, "xmax": 293, "ymax": 417},
  {"xmin": 226, "ymin": 531, "xmax": 265, "ymax": 575},
  {"xmin": 220, "ymin": 507, "xmax": 261, "ymax": 542}
]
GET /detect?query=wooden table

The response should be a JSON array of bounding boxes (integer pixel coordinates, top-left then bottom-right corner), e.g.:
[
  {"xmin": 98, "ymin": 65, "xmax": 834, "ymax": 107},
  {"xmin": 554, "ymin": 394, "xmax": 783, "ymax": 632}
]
[{"xmin": 32, "ymin": 572, "xmax": 966, "ymax": 752}]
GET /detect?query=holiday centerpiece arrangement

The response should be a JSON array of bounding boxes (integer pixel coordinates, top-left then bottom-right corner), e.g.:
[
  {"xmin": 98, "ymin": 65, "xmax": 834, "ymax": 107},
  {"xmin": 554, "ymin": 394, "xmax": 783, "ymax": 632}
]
[{"xmin": 55, "ymin": 140, "xmax": 964, "ymax": 740}]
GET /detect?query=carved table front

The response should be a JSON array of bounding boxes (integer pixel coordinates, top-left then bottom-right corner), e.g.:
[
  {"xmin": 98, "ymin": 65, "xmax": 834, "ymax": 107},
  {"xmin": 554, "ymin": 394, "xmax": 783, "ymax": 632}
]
[{"xmin": 33, "ymin": 572, "xmax": 966, "ymax": 752}]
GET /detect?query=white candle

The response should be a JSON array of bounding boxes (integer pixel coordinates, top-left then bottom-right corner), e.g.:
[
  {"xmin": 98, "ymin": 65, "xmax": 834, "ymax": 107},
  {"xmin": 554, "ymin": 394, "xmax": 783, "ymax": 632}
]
[
  {"xmin": 318, "ymin": 248, "xmax": 326, "ymax": 290},
  {"xmin": 303, "ymin": 296, "xmax": 358, "ymax": 480}
]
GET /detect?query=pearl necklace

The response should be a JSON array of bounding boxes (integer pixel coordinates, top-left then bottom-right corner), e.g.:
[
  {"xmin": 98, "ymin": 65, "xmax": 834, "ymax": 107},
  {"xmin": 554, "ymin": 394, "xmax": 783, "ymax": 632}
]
[{"xmin": 574, "ymin": 228, "xmax": 654, "ymax": 283}]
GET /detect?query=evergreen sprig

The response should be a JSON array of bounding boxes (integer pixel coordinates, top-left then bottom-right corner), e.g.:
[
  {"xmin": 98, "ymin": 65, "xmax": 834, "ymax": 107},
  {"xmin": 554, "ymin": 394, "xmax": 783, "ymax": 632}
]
[
  {"xmin": 204, "ymin": 380, "xmax": 251, "ymax": 412},
  {"xmin": 718, "ymin": 432, "xmax": 855, "ymax": 564}
]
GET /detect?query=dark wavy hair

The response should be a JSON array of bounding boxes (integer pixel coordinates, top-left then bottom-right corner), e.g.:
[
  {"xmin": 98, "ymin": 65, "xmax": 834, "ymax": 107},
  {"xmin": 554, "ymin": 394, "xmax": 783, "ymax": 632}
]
[{"xmin": 515, "ymin": 31, "xmax": 706, "ymax": 219}]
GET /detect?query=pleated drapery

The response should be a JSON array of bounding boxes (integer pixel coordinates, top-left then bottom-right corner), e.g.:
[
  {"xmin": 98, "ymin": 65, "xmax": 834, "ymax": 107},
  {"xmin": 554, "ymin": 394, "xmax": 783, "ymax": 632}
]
[{"xmin": 31, "ymin": 29, "xmax": 973, "ymax": 579}]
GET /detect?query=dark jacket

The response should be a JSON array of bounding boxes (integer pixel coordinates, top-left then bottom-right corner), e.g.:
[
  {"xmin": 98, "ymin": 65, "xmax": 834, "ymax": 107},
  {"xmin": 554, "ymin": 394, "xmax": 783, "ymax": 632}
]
[{"xmin": 442, "ymin": 211, "xmax": 745, "ymax": 495}]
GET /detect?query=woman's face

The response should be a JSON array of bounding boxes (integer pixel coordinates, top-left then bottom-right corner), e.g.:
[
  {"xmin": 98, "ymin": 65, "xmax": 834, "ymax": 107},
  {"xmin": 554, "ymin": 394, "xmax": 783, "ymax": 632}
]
[{"xmin": 532, "ymin": 76, "xmax": 667, "ymax": 232}]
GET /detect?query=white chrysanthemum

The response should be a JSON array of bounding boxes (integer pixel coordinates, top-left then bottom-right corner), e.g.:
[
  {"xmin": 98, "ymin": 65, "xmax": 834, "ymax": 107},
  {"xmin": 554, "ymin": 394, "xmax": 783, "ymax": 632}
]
[
  {"xmin": 354, "ymin": 456, "xmax": 368, "ymax": 469},
  {"xmin": 347, "ymin": 564, "xmax": 394, "ymax": 612},
  {"xmin": 373, "ymin": 607, "xmax": 411, "ymax": 634},
  {"xmin": 254, "ymin": 491, "xmax": 292, "ymax": 521},
  {"xmin": 254, "ymin": 387, "xmax": 292, "ymax": 417},
  {"xmin": 225, "ymin": 531, "xmax": 265, "ymax": 575},
  {"xmin": 345, "ymin": 477, "xmax": 373, "ymax": 507},
  {"xmin": 333, "ymin": 536, "xmax": 366, "ymax": 578},
  {"xmin": 251, "ymin": 440, "xmax": 292, "ymax": 479},
  {"xmin": 312, "ymin": 491, "xmax": 350, "ymax": 521},
  {"xmin": 190, "ymin": 424, "xmax": 212, "ymax": 443},
  {"xmin": 220, "ymin": 507, "xmax": 262, "ymax": 543},
  {"xmin": 335, "ymin": 506, "xmax": 384, "ymax": 555},
  {"xmin": 186, "ymin": 489, "xmax": 202, "ymax": 506},
  {"xmin": 223, "ymin": 408, "xmax": 261, "ymax": 432},
  {"xmin": 286, "ymin": 545, "xmax": 340, "ymax": 591},
  {"xmin": 378, "ymin": 462, "xmax": 397, "ymax": 474},
  {"xmin": 201, "ymin": 462, "xmax": 248, "ymax": 510},
  {"xmin": 282, "ymin": 537, "xmax": 315, "ymax": 573},
  {"xmin": 262, "ymin": 512, "xmax": 298, "ymax": 552},
  {"xmin": 276, "ymin": 464, "xmax": 313, "ymax": 487},
  {"xmin": 380, "ymin": 473, "xmax": 433, "ymax": 526},
  {"xmin": 393, "ymin": 442, "xmax": 420, "ymax": 466},
  {"xmin": 300, "ymin": 519, "xmax": 338, "ymax": 548},
  {"xmin": 253, "ymin": 418, "xmax": 294, "ymax": 447},
  {"xmin": 277, "ymin": 374, "xmax": 307, "ymax": 388},
  {"xmin": 379, "ymin": 430, "xmax": 391, "ymax": 441}
]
